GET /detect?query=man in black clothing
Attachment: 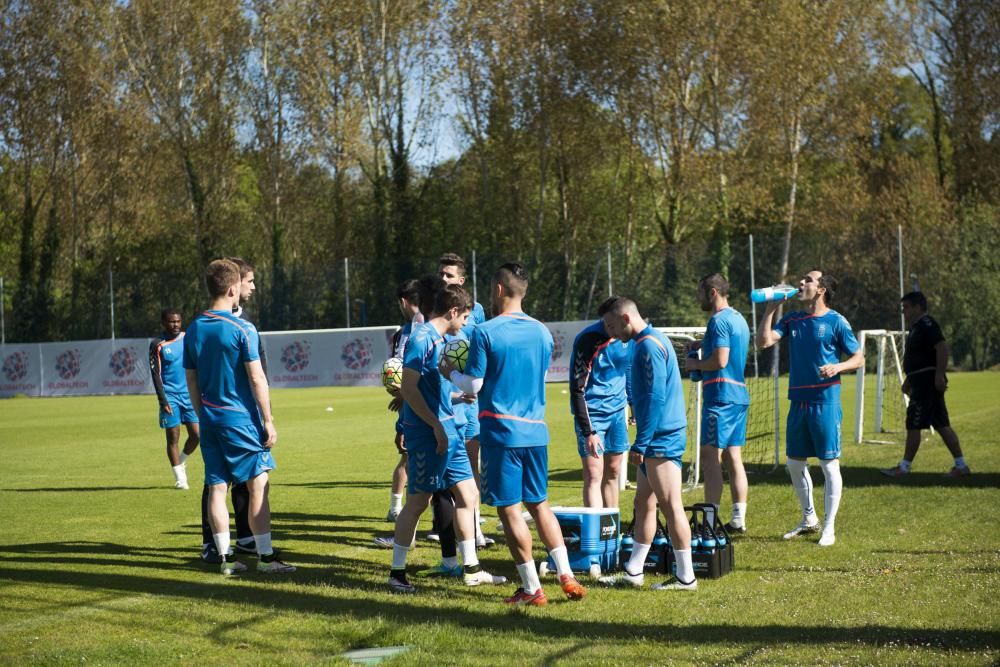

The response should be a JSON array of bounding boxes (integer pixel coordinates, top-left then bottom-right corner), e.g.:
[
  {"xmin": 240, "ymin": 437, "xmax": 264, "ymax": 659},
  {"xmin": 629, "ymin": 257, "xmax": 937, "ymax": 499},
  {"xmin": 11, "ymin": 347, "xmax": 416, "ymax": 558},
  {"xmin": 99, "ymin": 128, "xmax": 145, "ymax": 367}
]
[{"xmin": 881, "ymin": 292, "xmax": 969, "ymax": 479}]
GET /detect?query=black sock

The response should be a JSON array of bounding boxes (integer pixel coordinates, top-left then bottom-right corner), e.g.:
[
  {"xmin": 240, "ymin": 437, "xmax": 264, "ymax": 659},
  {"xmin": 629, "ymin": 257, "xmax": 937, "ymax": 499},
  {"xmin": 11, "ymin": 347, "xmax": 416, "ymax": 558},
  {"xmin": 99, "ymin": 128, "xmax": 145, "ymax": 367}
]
[
  {"xmin": 432, "ymin": 492, "xmax": 457, "ymax": 559},
  {"xmin": 463, "ymin": 564, "xmax": 482, "ymax": 575},
  {"xmin": 200, "ymin": 485, "xmax": 212, "ymax": 546},
  {"xmin": 232, "ymin": 482, "xmax": 252, "ymax": 540}
]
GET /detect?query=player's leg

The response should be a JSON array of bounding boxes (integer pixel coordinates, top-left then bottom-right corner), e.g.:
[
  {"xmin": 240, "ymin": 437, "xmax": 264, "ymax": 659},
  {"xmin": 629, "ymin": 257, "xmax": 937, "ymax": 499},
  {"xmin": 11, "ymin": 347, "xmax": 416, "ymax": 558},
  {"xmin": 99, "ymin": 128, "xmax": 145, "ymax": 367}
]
[
  {"xmin": 388, "ymin": 432, "xmax": 407, "ymax": 521},
  {"xmin": 720, "ymin": 403, "xmax": 749, "ymax": 533},
  {"xmin": 700, "ymin": 403, "xmax": 724, "ymax": 506},
  {"xmin": 165, "ymin": 425, "xmax": 182, "ymax": 466},
  {"xmin": 812, "ymin": 403, "xmax": 843, "ymax": 546},
  {"xmin": 600, "ymin": 466, "xmax": 654, "ymax": 587},
  {"xmin": 599, "ymin": 413, "xmax": 628, "ymax": 509},
  {"xmin": 601, "ymin": 453, "xmax": 623, "ymax": 509},
  {"xmin": 450, "ymin": 475, "xmax": 505, "ymax": 586},
  {"xmin": 883, "ymin": 398, "xmax": 925, "ymax": 477},
  {"xmin": 577, "ymin": 420, "xmax": 604, "ymax": 507},
  {"xmin": 389, "ymin": 436, "xmax": 444, "ymax": 592},
  {"xmin": 422, "ymin": 491, "xmax": 459, "ymax": 575},
  {"xmin": 933, "ymin": 397, "xmax": 969, "ymax": 476},
  {"xmin": 232, "ymin": 482, "xmax": 254, "ymax": 552},
  {"xmin": 645, "ymin": 457, "xmax": 697, "ymax": 590},
  {"xmin": 200, "ymin": 425, "xmax": 244, "ymax": 575},
  {"xmin": 784, "ymin": 403, "xmax": 820, "ymax": 538},
  {"xmin": 182, "ymin": 421, "xmax": 200, "ymax": 457}
]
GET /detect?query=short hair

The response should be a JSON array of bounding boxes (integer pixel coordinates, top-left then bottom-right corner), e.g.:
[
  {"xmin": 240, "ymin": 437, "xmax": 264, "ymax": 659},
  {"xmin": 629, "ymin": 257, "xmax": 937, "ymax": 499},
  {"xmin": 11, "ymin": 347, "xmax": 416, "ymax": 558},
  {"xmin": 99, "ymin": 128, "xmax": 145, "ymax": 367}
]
[
  {"xmin": 205, "ymin": 259, "xmax": 241, "ymax": 298},
  {"xmin": 397, "ymin": 278, "xmax": 421, "ymax": 304},
  {"xmin": 598, "ymin": 295, "xmax": 636, "ymax": 317},
  {"xmin": 160, "ymin": 308, "xmax": 181, "ymax": 321},
  {"xmin": 700, "ymin": 272, "xmax": 729, "ymax": 296},
  {"xmin": 818, "ymin": 273, "xmax": 838, "ymax": 306},
  {"xmin": 225, "ymin": 256, "xmax": 254, "ymax": 279},
  {"xmin": 493, "ymin": 262, "xmax": 528, "ymax": 298},
  {"xmin": 433, "ymin": 284, "xmax": 472, "ymax": 316},
  {"xmin": 438, "ymin": 253, "xmax": 467, "ymax": 276},
  {"xmin": 417, "ymin": 274, "xmax": 446, "ymax": 317},
  {"xmin": 901, "ymin": 291, "xmax": 927, "ymax": 310}
]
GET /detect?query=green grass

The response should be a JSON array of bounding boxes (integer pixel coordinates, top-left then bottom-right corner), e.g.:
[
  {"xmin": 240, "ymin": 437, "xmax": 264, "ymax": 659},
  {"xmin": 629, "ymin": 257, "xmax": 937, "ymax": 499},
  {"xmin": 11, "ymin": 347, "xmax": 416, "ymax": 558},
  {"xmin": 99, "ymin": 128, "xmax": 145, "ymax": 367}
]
[{"xmin": 1, "ymin": 374, "xmax": 998, "ymax": 665}]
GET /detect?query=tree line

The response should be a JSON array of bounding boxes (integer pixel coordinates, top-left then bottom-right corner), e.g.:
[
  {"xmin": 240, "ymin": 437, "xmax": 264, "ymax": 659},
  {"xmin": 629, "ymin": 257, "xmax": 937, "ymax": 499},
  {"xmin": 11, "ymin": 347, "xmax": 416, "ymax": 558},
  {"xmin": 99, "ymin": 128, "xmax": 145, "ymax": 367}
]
[{"xmin": 1, "ymin": 0, "xmax": 997, "ymax": 368}]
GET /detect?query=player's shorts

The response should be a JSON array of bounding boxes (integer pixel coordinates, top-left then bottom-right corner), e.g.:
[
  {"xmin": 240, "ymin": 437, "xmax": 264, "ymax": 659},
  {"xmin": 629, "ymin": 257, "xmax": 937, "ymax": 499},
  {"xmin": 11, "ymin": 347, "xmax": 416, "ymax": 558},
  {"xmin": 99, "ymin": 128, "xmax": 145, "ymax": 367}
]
[
  {"xmin": 481, "ymin": 444, "xmax": 548, "ymax": 507},
  {"xmin": 700, "ymin": 402, "xmax": 748, "ymax": 449},
  {"xmin": 159, "ymin": 396, "xmax": 198, "ymax": 429},
  {"xmin": 638, "ymin": 456, "xmax": 683, "ymax": 477},
  {"xmin": 637, "ymin": 426, "xmax": 687, "ymax": 462},
  {"xmin": 906, "ymin": 394, "xmax": 950, "ymax": 430},
  {"xmin": 786, "ymin": 402, "xmax": 841, "ymax": 460},
  {"xmin": 464, "ymin": 398, "xmax": 481, "ymax": 441},
  {"xmin": 406, "ymin": 432, "xmax": 473, "ymax": 495},
  {"xmin": 200, "ymin": 422, "xmax": 275, "ymax": 486},
  {"xmin": 574, "ymin": 410, "xmax": 629, "ymax": 457}
]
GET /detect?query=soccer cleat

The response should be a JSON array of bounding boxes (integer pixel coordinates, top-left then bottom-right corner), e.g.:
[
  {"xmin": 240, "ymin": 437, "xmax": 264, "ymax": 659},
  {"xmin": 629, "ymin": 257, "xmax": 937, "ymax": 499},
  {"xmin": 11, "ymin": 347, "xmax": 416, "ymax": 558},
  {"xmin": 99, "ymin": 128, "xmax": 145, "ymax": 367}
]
[
  {"xmin": 388, "ymin": 571, "xmax": 416, "ymax": 594},
  {"xmin": 257, "ymin": 557, "xmax": 296, "ymax": 574},
  {"xmin": 724, "ymin": 521, "xmax": 746, "ymax": 536},
  {"xmin": 503, "ymin": 587, "xmax": 548, "ymax": 606},
  {"xmin": 386, "ymin": 508, "xmax": 400, "ymax": 522},
  {"xmin": 463, "ymin": 569, "xmax": 507, "ymax": 586},
  {"xmin": 651, "ymin": 577, "xmax": 698, "ymax": 591},
  {"xmin": 880, "ymin": 466, "xmax": 909, "ymax": 479},
  {"xmin": 372, "ymin": 536, "xmax": 395, "ymax": 549},
  {"xmin": 418, "ymin": 562, "xmax": 463, "ymax": 578},
  {"xmin": 598, "ymin": 570, "xmax": 645, "ymax": 588},
  {"xmin": 945, "ymin": 465, "xmax": 971, "ymax": 478},
  {"xmin": 234, "ymin": 540, "xmax": 257, "ymax": 554},
  {"xmin": 174, "ymin": 480, "xmax": 189, "ymax": 490},
  {"xmin": 220, "ymin": 558, "xmax": 246, "ymax": 576},
  {"xmin": 559, "ymin": 574, "xmax": 587, "ymax": 600},
  {"xmin": 202, "ymin": 543, "xmax": 221, "ymax": 563},
  {"xmin": 783, "ymin": 517, "xmax": 820, "ymax": 540},
  {"xmin": 475, "ymin": 535, "xmax": 495, "ymax": 549},
  {"xmin": 818, "ymin": 530, "xmax": 836, "ymax": 547}
]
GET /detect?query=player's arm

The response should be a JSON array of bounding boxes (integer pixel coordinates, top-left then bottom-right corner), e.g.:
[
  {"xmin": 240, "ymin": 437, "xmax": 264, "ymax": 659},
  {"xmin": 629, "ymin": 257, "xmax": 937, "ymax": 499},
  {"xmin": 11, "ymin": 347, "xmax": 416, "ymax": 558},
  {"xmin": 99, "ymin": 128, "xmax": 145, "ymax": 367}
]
[
  {"xmin": 149, "ymin": 341, "xmax": 171, "ymax": 413},
  {"xmin": 756, "ymin": 301, "xmax": 783, "ymax": 349},
  {"xmin": 245, "ymin": 358, "xmax": 276, "ymax": 447},
  {"xmin": 257, "ymin": 334, "xmax": 269, "ymax": 380},
  {"xmin": 819, "ymin": 320, "xmax": 865, "ymax": 379},
  {"xmin": 447, "ymin": 326, "xmax": 486, "ymax": 395},
  {"xmin": 691, "ymin": 346, "xmax": 729, "ymax": 372},
  {"xmin": 185, "ymin": 369, "xmax": 202, "ymax": 414},
  {"xmin": 399, "ymin": 367, "xmax": 448, "ymax": 453},
  {"xmin": 934, "ymin": 340, "xmax": 950, "ymax": 392}
]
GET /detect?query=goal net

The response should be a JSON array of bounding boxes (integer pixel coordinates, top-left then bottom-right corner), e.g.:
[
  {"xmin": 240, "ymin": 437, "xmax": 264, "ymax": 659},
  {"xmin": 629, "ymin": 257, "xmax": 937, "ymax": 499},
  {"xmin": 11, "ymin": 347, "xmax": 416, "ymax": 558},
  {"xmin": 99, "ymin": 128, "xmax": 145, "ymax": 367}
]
[{"xmin": 853, "ymin": 330, "xmax": 907, "ymax": 445}]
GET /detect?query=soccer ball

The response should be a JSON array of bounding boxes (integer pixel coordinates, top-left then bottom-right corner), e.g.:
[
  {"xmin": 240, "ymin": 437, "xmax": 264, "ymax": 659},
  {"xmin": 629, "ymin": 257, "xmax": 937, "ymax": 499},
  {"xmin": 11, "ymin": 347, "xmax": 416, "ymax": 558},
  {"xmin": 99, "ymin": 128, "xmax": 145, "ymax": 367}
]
[
  {"xmin": 381, "ymin": 357, "xmax": 404, "ymax": 390},
  {"xmin": 442, "ymin": 338, "xmax": 470, "ymax": 373}
]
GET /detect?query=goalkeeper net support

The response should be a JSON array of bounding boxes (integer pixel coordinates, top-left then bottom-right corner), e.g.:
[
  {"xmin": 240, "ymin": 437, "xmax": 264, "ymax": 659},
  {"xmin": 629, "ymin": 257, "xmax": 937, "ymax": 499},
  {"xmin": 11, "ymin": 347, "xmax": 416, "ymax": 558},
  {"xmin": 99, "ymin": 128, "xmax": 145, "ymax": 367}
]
[{"xmin": 853, "ymin": 330, "xmax": 907, "ymax": 445}]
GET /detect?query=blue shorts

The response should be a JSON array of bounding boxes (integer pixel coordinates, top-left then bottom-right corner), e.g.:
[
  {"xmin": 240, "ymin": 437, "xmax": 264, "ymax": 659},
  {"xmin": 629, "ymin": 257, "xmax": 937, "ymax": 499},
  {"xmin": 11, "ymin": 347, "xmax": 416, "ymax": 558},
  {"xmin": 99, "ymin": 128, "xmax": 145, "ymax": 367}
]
[
  {"xmin": 575, "ymin": 411, "xmax": 629, "ymax": 457},
  {"xmin": 786, "ymin": 402, "xmax": 842, "ymax": 460},
  {"xmin": 700, "ymin": 402, "xmax": 748, "ymax": 448},
  {"xmin": 159, "ymin": 396, "xmax": 198, "ymax": 429},
  {"xmin": 637, "ymin": 426, "xmax": 687, "ymax": 461},
  {"xmin": 464, "ymin": 399, "xmax": 481, "ymax": 441},
  {"xmin": 406, "ymin": 433, "xmax": 473, "ymax": 494},
  {"xmin": 481, "ymin": 445, "xmax": 548, "ymax": 507},
  {"xmin": 638, "ymin": 457, "xmax": 683, "ymax": 477},
  {"xmin": 200, "ymin": 422, "xmax": 275, "ymax": 485}
]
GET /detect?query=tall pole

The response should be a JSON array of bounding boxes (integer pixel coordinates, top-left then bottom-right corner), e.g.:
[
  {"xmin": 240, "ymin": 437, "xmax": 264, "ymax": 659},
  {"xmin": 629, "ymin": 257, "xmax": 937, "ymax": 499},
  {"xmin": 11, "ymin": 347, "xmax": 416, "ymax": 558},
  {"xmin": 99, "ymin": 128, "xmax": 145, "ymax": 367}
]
[
  {"xmin": 109, "ymin": 267, "xmax": 116, "ymax": 341},
  {"xmin": 1, "ymin": 276, "xmax": 5, "ymax": 345},
  {"xmin": 606, "ymin": 243, "xmax": 613, "ymax": 295},
  {"xmin": 749, "ymin": 235, "xmax": 759, "ymax": 377},
  {"xmin": 471, "ymin": 249, "xmax": 478, "ymax": 303},
  {"xmin": 897, "ymin": 225, "xmax": 905, "ymax": 336},
  {"xmin": 344, "ymin": 257, "xmax": 351, "ymax": 328}
]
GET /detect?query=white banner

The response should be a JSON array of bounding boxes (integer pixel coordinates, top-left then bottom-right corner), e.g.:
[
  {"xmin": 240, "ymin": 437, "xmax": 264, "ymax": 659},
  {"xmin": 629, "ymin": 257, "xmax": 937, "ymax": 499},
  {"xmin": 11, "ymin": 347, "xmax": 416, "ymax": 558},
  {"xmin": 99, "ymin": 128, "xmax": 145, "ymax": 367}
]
[
  {"xmin": 263, "ymin": 327, "xmax": 396, "ymax": 389},
  {"xmin": 0, "ymin": 344, "xmax": 43, "ymax": 397},
  {"xmin": 39, "ymin": 338, "xmax": 153, "ymax": 397},
  {"xmin": 544, "ymin": 321, "xmax": 587, "ymax": 382}
]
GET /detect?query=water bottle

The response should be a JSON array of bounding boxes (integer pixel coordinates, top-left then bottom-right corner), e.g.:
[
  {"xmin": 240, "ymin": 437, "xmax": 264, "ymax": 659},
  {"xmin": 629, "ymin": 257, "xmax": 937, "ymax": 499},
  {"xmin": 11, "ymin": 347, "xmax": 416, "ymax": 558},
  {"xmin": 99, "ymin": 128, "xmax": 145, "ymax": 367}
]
[
  {"xmin": 687, "ymin": 350, "xmax": 702, "ymax": 383},
  {"xmin": 750, "ymin": 284, "xmax": 799, "ymax": 303}
]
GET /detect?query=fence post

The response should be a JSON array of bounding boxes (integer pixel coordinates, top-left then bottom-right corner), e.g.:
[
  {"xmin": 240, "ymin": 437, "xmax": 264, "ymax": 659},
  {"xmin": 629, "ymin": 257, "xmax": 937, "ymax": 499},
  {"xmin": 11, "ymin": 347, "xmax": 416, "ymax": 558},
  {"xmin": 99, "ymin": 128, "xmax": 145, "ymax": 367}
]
[
  {"xmin": 344, "ymin": 257, "xmax": 351, "ymax": 328},
  {"xmin": 109, "ymin": 268, "xmax": 116, "ymax": 341}
]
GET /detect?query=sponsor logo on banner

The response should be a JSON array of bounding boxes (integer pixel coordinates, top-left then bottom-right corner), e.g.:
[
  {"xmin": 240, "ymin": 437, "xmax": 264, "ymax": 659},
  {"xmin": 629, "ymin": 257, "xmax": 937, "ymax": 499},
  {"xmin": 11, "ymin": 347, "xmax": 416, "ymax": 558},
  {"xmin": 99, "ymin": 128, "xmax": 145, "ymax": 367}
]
[
  {"xmin": 274, "ymin": 340, "xmax": 319, "ymax": 382},
  {"xmin": 1, "ymin": 350, "xmax": 37, "ymax": 393},
  {"xmin": 48, "ymin": 348, "xmax": 89, "ymax": 390},
  {"xmin": 546, "ymin": 329, "xmax": 570, "ymax": 378},
  {"xmin": 551, "ymin": 333, "xmax": 566, "ymax": 363},
  {"xmin": 105, "ymin": 346, "xmax": 144, "ymax": 388},
  {"xmin": 336, "ymin": 336, "xmax": 379, "ymax": 381}
]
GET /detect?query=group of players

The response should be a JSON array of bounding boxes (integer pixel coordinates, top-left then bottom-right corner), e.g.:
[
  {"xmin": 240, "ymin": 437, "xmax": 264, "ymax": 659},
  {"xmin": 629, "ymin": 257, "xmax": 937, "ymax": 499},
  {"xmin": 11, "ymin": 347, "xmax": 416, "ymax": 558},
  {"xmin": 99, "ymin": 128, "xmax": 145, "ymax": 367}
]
[{"xmin": 150, "ymin": 252, "xmax": 969, "ymax": 602}]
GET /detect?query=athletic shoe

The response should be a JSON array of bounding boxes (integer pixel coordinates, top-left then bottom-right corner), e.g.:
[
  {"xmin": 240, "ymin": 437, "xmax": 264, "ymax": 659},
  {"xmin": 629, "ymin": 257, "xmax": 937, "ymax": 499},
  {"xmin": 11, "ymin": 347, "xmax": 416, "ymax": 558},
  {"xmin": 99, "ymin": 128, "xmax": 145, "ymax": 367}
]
[
  {"xmin": 372, "ymin": 536, "xmax": 395, "ymax": 549},
  {"xmin": 782, "ymin": 517, "xmax": 820, "ymax": 540},
  {"xmin": 386, "ymin": 509, "xmax": 400, "ymax": 522},
  {"xmin": 598, "ymin": 570, "xmax": 644, "ymax": 588},
  {"xmin": 234, "ymin": 541, "xmax": 282, "ymax": 558},
  {"xmin": 220, "ymin": 558, "xmax": 246, "ymax": 576},
  {"xmin": 463, "ymin": 569, "xmax": 507, "ymax": 586},
  {"xmin": 257, "ymin": 557, "xmax": 296, "ymax": 574},
  {"xmin": 651, "ymin": 577, "xmax": 698, "ymax": 591},
  {"xmin": 202, "ymin": 543, "xmax": 234, "ymax": 564},
  {"xmin": 503, "ymin": 587, "xmax": 547, "ymax": 606},
  {"xmin": 880, "ymin": 466, "xmax": 909, "ymax": 479},
  {"xmin": 426, "ymin": 532, "xmax": 440, "ymax": 542},
  {"xmin": 559, "ymin": 574, "xmax": 587, "ymax": 600},
  {"xmin": 724, "ymin": 521, "xmax": 746, "ymax": 536},
  {"xmin": 389, "ymin": 570, "xmax": 416, "ymax": 594},
  {"xmin": 418, "ymin": 562, "xmax": 463, "ymax": 578},
  {"xmin": 475, "ymin": 535, "xmax": 495, "ymax": 549},
  {"xmin": 818, "ymin": 529, "xmax": 836, "ymax": 547},
  {"xmin": 174, "ymin": 480, "xmax": 189, "ymax": 490},
  {"xmin": 945, "ymin": 465, "xmax": 971, "ymax": 478}
]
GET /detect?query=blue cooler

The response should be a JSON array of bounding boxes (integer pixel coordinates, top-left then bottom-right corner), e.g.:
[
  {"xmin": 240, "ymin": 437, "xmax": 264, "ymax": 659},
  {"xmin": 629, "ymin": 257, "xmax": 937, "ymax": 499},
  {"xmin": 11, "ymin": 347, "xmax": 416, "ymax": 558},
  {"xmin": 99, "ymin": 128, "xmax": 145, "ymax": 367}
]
[{"xmin": 544, "ymin": 507, "xmax": 620, "ymax": 575}]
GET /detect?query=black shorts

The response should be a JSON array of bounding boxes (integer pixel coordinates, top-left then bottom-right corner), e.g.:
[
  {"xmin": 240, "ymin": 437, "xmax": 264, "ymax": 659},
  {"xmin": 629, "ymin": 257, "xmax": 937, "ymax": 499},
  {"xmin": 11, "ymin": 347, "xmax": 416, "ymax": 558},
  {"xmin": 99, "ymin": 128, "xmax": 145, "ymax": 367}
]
[{"xmin": 906, "ymin": 394, "xmax": 950, "ymax": 430}]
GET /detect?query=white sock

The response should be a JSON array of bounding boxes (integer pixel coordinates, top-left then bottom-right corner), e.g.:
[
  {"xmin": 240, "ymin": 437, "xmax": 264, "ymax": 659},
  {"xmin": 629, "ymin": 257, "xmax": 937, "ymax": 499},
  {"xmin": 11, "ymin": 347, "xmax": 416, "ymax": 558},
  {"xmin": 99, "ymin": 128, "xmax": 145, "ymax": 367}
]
[
  {"xmin": 179, "ymin": 452, "xmax": 189, "ymax": 465},
  {"xmin": 899, "ymin": 459, "xmax": 912, "ymax": 472},
  {"xmin": 786, "ymin": 459, "xmax": 816, "ymax": 519},
  {"xmin": 549, "ymin": 546, "xmax": 572, "ymax": 577},
  {"xmin": 391, "ymin": 542, "xmax": 410, "ymax": 570},
  {"xmin": 954, "ymin": 456, "xmax": 966, "ymax": 468},
  {"xmin": 212, "ymin": 531, "xmax": 231, "ymax": 559},
  {"xmin": 625, "ymin": 542, "xmax": 650, "ymax": 575},
  {"xmin": 441, "ymin": 555, "xmax": 459, "ymax": 569},
  {"xmin": 171, "ymin": 464, "xmax": 186, "ymax": 483},
  {"xmin": 254, "ymin": 532, "xmax": 273, "ymax": 556},
  {"xmin": 819, "ymin": 458, "xmax": 842, "ymax": 532},
  {"xmin": 457, "ymin": 539, "xmax": 478, "ymax": 567},
  {"xmin": 731, "ymin": 503, "xmax": 747, "ymax": 527},
  {"xmin": 673, "ymin": 548, "xmax": 695, "ymax": 584},
  {"xmin": 516, "ymin": 561, "xmax": 541, "ymax": 594},
  {"xmin": 390, "ymin": 493, "xmax": 403, "ymax": 512},
  {"xmin": 474, "ymin": 506, "xmax": 485, "ymax": 540}
]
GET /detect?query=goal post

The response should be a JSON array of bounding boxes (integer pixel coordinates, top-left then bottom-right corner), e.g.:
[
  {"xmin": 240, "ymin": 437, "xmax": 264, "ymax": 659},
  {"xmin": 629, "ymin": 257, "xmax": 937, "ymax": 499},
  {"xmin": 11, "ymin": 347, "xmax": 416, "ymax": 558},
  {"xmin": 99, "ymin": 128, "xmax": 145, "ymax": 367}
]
[{"xmin": 853, "ymin": 330, "xmax": 908, "ymax": 444}]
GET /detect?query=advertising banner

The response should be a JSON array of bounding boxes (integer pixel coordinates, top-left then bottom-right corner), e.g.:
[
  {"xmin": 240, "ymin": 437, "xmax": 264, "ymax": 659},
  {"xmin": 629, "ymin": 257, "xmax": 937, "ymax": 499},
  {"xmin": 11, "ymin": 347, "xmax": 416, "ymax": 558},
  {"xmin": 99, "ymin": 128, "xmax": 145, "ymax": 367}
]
[
  {"xmin": 0, "ymin": 344, "xmax": 42, "ymax": 397},
  {"xmin": 263, "ymin": 327, "xmax": 396, "ymax": 389},
  {"xmin": 39, "ymin": 338, "xmax": 153, "ymax": 397}
]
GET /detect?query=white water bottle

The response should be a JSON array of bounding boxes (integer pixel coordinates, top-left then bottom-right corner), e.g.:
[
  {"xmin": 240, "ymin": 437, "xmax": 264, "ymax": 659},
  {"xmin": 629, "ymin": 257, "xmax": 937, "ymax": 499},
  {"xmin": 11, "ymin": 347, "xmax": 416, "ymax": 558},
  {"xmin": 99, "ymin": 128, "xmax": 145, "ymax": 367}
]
[{"xmin": 750, "ymin": 285, "xmax": 799, "ymax": 304}]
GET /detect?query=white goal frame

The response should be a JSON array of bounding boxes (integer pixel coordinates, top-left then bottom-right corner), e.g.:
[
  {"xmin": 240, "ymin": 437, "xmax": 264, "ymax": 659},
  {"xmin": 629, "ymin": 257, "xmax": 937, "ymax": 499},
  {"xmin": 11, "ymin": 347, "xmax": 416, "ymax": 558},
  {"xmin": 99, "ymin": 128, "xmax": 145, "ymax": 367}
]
[{"xmin": 853, "ymin": 329, "xmax": 907, "ymax": 444}]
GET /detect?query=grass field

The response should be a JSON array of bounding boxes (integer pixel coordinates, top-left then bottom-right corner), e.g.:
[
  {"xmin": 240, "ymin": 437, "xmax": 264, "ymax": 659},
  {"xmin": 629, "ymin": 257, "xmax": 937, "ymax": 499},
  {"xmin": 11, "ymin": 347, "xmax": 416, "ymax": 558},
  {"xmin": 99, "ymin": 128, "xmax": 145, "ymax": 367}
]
[{"xmin": 1, "ymin": 373, "xmax": 998, "ymax": 665}]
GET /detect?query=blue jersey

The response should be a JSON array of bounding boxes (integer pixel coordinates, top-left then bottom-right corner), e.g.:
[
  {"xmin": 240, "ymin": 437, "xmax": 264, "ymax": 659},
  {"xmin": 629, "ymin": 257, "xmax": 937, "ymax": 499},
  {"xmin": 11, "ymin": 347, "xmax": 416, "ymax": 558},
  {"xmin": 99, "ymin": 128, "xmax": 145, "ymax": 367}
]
[
  {"xmin": 630, "ymin": 325, "xmax": 687, "ymax": 455},
  {"xmin": 774, "ymin": 309, "xmax": 860, "ymax": 404},
  {"xmin": 465, "ymin": 312, "xmax": 551, "ymax": 447},
  {"xmin": 182, "ymin": 310, "xmax": 262, "ymax": 427},
  {"xmin": 569, "ymin": 320, "xmax": 633, "ymax": 434},
  {"xmin": 701, "ymin": 308, "xmax": 751, "ymax": 405},
  {"xmin": 461, "ymin": 302, "xmax": 487, "ymax": 338},
  {"xmin": 150, "ymin": 333, "xmax": 188, "ymax": 402},
  {"xmin": 401, "ymin": 323, "xmax": 456, "ymax": 441}
]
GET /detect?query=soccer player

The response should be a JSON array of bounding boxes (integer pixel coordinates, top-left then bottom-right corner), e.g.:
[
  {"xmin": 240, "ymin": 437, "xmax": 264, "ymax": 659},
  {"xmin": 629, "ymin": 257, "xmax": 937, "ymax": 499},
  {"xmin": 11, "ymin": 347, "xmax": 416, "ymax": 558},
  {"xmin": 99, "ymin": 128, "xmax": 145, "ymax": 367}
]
[
  {"xmin": 387, "ymin": 281, "xmax": 504, "ymax": 593},
  {"xmin": 199, "ymin": 257, "xmax": 266, "ymax": 561},
  {"xmin": 386, "ymin": 278, "xmax": 423, "ymax": 521},
  {"xmin": 684, "ymin": 274, "xmax": 751, "ymax": 533},
  {"xmin": 569, "ymin": 317, "xmax": 632, "ymax": 508},
  {"xmin": 149, "ymin": 309, "xmax": 200, "ymax": 489},
  {"xmin": 446, "ymin": 263, "xmax": 587, "ymax": 606},
  {"xmin": 438, "ymin": 252, "xmax": 494, "ymax": 547},
  {"xmin": 881, "ymin": 292, "xmax": 969, "ymax": 478},
  {"xmin": 184, "ymin": 259, "xmax": 294, "ymax": 575},
  {"xmin": 757, "ymin": 270, "xmax": 864, "ymax": 547},
  {"xmin": 597, "ymin": 296, "xmax": 697, "ymax": 591}
]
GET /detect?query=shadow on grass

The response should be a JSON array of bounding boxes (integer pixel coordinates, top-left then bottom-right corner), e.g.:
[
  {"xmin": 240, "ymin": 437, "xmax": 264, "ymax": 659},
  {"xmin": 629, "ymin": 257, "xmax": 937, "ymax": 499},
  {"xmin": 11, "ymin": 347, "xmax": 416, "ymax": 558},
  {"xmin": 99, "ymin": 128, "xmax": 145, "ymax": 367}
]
[
  {"xmin": 275, "ymin": 481, "xmax": 391, "ymax": 490},
  {"xmin": 0, "ymin": 556, "xmax": 996, "ymax": 652},
  {"xmin": 3, "ymin": 486, "xmax": 161, "ymax": 493},
  {"xmin": 726, "ymin": 465, "xmax": 1000, "ymax": 489}
]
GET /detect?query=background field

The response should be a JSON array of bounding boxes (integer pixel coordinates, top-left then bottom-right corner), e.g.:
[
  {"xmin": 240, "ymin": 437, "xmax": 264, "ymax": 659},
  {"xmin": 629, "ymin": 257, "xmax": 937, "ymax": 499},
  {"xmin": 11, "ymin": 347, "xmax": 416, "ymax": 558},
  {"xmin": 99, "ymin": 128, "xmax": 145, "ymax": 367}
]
[{"xmin": 1, "ymin": 373, "xmax": 998, "ymax": 665}]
